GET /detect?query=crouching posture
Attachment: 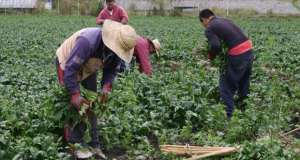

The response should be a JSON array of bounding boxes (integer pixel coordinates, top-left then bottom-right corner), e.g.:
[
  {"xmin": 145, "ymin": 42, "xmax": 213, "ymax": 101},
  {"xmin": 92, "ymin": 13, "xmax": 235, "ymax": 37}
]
[{"xmin": 55, "ymin": 20, "xmax": 137, "ymax": 159}]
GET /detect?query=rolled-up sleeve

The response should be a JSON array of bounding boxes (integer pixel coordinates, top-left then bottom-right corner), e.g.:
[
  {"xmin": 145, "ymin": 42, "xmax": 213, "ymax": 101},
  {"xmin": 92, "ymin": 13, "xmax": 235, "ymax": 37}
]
[{"xmin": 96, "ymin": 10, "xmax": 106, "ymax": 25}]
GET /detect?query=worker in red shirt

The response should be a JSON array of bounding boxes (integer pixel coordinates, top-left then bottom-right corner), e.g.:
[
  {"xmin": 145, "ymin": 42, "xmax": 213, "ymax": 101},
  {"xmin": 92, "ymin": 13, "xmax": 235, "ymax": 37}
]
[
  {"xmin": 120, "ymin": 36, "xmax": 162, "ymax": 75},
  {"xmin": 96, "ymin": 0, "xmax": 129, "ymax": 25},
  {"xmin": 96, "ymin": 0, "xmax": 161, "ymax": 75}
]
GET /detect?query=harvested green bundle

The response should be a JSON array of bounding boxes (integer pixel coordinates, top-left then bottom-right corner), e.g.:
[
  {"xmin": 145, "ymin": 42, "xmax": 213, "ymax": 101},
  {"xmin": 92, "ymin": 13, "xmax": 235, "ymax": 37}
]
[
  {"xmin": 197, "ymin": 39, "xmax": 229, "ymax": 75},
  {"xmin": 79, "ymin": 83, "xmax": 108, "ymax": 117},
  {"xmin": 51, "ymin": 83, "xmax": 115, "ymax": 143},
  {"xmin": 71, "ymin": 84, "xmax": 101, "ymax": 142}
]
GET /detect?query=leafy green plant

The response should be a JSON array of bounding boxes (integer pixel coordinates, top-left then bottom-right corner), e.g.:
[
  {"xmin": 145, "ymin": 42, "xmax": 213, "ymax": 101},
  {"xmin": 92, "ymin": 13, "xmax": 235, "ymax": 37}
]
[
  {"xmin": 170, "ymin": 7, "xmax": 182, "ymax": 17},
  {"xmin": 51, "ymin": 83, "xmax": 115, "ymax": 144},
  {"xmin": 267, "ymin": 8, "xmax": 274, "ymax": 16},
  {"xmin": 151, "ymin": 0, "xmax": 166, "ymax": 16},
  {"xmin": 129, "ymin": 2, "xmax": 137, "ymax": 16},
  {"xmin": 231, "ymin": 139, "xmax": 297, "ymax": 159},
  {"xmin": 0, "ymin": 15, "xmax": 300, "ymax": 159},
  {"xmin": 89, "ymin": 1, "xmax": 104, "ymax": 16},
  {"xmin": 197, "ymin": 39, "xmax": 228, "ymax": 75},
  {"xmin": 8, "ymin": 8, "xmax": 14, "ymax": 15},
  {"xmin": 288, "ymin": 0, "xmax": 300, "ymax": 11},
  {"xmin": 33, "ymin": 0, "xmax": 47, "ymax": 15}
]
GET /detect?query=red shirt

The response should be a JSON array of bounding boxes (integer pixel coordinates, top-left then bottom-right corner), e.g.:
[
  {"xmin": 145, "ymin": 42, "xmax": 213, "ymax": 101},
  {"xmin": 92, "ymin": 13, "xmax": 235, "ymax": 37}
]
[
  {"xmin": 96, "ymin": 5, "xmax": 129, "ymax": 25},
  {"xmin": 228, "ymin": 40, "xmax": 252, "ymax": 56},
  {"xmin": 133, "ymin": 36, "xmax": 152, "ymax": 75}
]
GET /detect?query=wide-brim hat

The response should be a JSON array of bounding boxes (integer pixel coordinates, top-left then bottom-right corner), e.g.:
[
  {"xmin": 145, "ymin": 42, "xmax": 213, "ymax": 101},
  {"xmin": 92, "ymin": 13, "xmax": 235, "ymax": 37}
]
[
  {"xmin": 148, "ymin": 38, "xmax": 162, "ymax": 57},
  {"xmin": 102, "ymin": 20, "xmax": 137, "ymax": 63}
]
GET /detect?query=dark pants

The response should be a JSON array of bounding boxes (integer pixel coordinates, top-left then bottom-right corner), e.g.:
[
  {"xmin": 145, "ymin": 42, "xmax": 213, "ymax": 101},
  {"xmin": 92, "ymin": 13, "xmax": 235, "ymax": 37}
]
[
  {"xmin": 219, "ymin": 49, "xmax": 254, "ymax": 117},
  {"xmin": 64, "ymin": 72, "xmax": 100, "ymax": 150},
  {"xmin": 56, "ymin": 58, "xmax": 100, "ymax": 150}
]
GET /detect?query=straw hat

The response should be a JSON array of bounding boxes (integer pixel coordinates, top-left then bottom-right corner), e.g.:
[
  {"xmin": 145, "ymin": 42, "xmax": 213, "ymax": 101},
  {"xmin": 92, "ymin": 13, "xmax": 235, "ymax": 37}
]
[
  {"xmin": 148, "ymin": 38, "xmax": 161, "ymax": 57},
  {"xmin": 102, "ymin": 20, "xmax": 137, "ymax": 63}
]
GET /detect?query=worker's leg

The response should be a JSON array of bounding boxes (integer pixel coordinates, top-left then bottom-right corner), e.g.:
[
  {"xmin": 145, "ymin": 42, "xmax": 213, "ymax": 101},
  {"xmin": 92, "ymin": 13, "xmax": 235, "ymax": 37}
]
[
  {"xmin": 237, "ymin": 50, "xmax": 254, "ymax": 107},
  {"xmin": 220, "ymin": 52, "xmax": 251, "ymax": 117},
  {"xmin": 64, "ymin": 72, "xmax": 99, "ymax": 150}
]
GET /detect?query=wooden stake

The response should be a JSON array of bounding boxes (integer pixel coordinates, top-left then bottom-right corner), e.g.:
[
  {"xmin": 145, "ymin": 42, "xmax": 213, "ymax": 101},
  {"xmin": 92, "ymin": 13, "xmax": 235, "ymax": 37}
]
[
  {"xmin": 283, "ymin": 127, "xmax": 300, "ymax": 136},
  {"xmin": 183, "ymin": 147, "xmax": 236, "ymax": 160}
]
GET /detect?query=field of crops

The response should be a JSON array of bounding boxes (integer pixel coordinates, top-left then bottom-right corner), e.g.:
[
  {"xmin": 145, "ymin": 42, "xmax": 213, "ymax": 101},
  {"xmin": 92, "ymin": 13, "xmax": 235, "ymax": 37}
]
[{"xmin": 0, "ymin": 14, "xmax": 300, "ymax": 159}]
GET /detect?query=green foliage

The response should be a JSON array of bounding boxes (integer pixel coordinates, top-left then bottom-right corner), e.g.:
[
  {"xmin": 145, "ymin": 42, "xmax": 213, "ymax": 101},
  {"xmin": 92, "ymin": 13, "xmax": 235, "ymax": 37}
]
[
  {"xmin": 197, "ymin": 39, "xmax": 228, "ymax": 75},
  {"xmin": 129, "ymin": 2, "xmax": 137, "ymax": 16},
  {"xmin": 51, "ymin": 83, "xmax": 114, "ymax": 144},
  {"xmin": 210, "ymin": 6, "xmax": 259, "ymax": 17},
  {"xmin": 32, "ymin": 0, "xmax": 47, "ymax": 15},
  {"xmin": 151, "ymin": 0, "xmax": 167, "ymax": 16},
  {"xmin": 231, "ymin": 139, "xmax": 297, "ymax": 159},
  {"xmin": 267, "ymin": 8, "xmax": 274, "ymax": 16},
  {"xmin": 8, "ymin": 8, "xmax": 14, "ymax": 15},
  {"xmin": 290, "ymin": 0, "xmax": 300, "ymax": 11},
  {"xmin": 89, "ymin": 1, "xmax": 104, "ymax": 17},
  {"xmin": 170, "ymin": 8, "xmax": 182, "ymax": 17},
  {"xmin": 0, "ymin": 15, "xmax": 299, "ymax": 159},
  {"xmin": 210, "ymin": 41, "xmax": 228, "ymax": 75}
]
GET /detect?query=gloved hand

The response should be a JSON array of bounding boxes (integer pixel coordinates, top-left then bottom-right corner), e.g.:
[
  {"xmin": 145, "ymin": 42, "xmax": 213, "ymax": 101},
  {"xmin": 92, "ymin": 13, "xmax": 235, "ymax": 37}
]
[
  {"xmin": 71, "ymin": 89, "xmax": 90, "ymax": 111},
  {"xmin": 206, "ymin": 53, "xmax": 215, "ymax": 60},
  {"xmin": 100, "ymin": 83, "xmax": 111, "ymax": 100}
]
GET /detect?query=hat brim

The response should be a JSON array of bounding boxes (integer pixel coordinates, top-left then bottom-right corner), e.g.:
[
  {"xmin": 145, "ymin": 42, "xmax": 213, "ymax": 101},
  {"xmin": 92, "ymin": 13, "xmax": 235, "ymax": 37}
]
[
  {"xmin": 147, "ymin": 38, "xmax": 160, "ymax": 57},
  {"xmin": 102, "ymin": 20, "xmax": 134, "ymax": 63}
]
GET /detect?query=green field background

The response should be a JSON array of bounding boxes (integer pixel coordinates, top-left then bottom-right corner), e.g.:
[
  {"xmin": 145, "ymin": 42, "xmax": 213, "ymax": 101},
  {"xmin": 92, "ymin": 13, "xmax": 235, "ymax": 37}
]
[{"xmin": 0, "ymin": 15, "xmax": 299, "ymax": 159}]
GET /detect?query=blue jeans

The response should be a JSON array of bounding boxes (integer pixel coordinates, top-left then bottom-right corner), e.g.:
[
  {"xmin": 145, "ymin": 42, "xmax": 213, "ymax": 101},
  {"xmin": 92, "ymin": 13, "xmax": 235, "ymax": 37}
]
[
  {"xmin": 219, "ymin": 49, "xmax": 254, "ymax": 117},
  {"xmin": 120, "ymin": 58, "xmax": 135, "ymax": 73}
]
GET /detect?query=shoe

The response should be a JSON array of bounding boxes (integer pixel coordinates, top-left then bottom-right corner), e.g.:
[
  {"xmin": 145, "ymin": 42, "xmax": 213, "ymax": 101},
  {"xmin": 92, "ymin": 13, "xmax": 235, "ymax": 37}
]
[
  {"xmin": 91, "ymin": 148, "xmax": 106, "ymax": 159},
  {"xmin": 76, "ymin": 150, "xmax": 93, "ymax": 159},
  {"xmin": 221, "ymin": 116, "xmax": 231, "ymax": 121}
]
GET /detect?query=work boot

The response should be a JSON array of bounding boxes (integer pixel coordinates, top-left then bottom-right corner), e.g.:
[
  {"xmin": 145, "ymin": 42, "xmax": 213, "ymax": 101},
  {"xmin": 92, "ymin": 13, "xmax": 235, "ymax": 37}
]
[
  {"xmin": 76, "ymin": 150, "xmax": 93, "ymax": 159},
  {"xmin": 91, "ymin": 148, "xmax": 106, "ymax": 159},
  {"xmin": 221, "ymin": 114, "xmax": 232, "ymax": 121},
  {"xmin": 221, "ymin": 116, "xmax": 231, "ymax": 121}
]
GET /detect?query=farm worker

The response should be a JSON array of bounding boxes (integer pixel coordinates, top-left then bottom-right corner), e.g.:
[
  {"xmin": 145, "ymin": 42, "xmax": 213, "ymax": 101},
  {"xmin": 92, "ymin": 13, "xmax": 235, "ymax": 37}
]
[
  {"xmin": 120, "ymin": 36, "xmax": 162, "ymax": 75},
  {"xmin": 96, "ymin": 0, "xmax": 129, "ymax": 25},
  {"xmin": 55, "ymin": 20, "xmax": 137, "ymax": 159},
  {"xmin": 199, "ymin": 9, "xmax": 254, "ymax": 121},
  {"xmin": 96, "ymin": 0, "xmax": 131, "ymax": 73}
]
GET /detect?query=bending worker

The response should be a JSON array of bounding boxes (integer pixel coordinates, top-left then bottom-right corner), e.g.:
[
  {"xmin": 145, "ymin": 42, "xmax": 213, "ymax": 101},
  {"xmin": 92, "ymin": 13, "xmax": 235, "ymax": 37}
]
[
  {"xmin": 199, "ymin": 9, "xmax": 254, "ymax": 121},
  {"xmin": 56, "ymin": 20, "xmax": 137, "ymax": 159},
  {"xmin": 120, "ymin": 36, "xmax": 162, "ymax": 75}
]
